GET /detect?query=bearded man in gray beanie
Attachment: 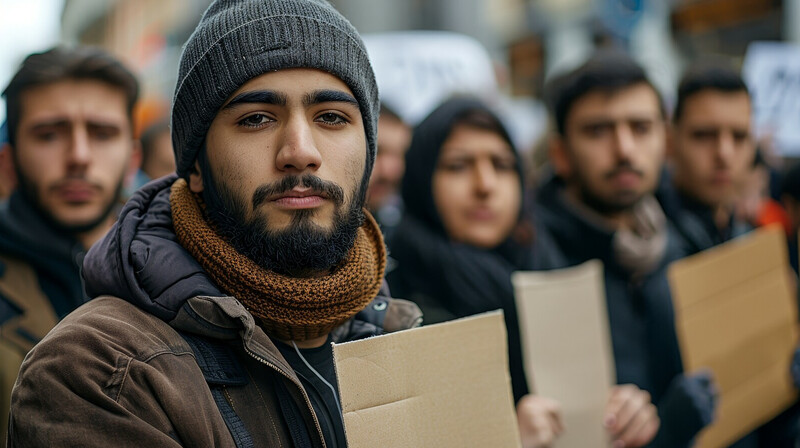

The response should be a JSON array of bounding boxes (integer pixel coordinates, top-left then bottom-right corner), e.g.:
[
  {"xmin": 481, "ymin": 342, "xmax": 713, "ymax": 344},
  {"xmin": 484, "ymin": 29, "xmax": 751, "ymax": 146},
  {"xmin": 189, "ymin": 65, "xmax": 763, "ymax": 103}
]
[{"xmin": 7, "ymin": 1, "xmax": 423, "ymax": 446}]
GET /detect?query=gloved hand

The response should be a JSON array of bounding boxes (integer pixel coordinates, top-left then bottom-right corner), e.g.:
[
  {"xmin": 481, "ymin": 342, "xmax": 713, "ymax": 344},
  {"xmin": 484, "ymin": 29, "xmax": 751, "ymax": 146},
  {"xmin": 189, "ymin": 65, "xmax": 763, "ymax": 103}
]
[
  {"xmin": 792, "ymin": 346, "xmax": 800, "ymax": 389},
  {"xmin": 651, "ymin": 369, "xmax": 717, "ymax": 448}
]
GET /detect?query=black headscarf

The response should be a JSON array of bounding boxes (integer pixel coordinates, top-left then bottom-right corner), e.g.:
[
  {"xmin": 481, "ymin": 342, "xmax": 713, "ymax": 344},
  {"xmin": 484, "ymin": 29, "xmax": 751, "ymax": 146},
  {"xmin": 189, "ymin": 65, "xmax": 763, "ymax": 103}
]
[{"xmin": 387, "ymin": 97, "xmax": 534, "ymax": 402}]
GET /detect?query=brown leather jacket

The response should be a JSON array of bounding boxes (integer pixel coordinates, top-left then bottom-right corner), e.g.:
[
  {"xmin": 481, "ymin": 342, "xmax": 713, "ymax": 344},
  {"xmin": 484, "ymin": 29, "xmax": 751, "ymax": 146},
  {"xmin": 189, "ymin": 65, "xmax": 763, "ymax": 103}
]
[{"xmin": 8, "ymin": 293, "xmax": 421, "ymax": 447}]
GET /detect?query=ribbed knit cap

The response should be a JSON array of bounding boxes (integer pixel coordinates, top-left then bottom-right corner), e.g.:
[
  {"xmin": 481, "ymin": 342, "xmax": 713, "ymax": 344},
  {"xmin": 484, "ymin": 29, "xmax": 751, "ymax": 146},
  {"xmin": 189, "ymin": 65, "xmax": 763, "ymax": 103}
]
[{"xmin": 172, "ymin": 0, "xmax": 379, "ymax": 179}]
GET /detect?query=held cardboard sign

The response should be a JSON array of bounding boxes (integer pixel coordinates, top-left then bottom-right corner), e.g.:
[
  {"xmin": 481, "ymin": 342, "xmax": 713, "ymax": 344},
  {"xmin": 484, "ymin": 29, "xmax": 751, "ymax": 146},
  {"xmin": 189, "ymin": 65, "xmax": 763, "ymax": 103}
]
[
  {"xmin": 332, "ymin": 311, "xmax": 521, "ymax": 448},
  {"xmin": 512, "ymin": 260, "xmax": 615, "ymax": 448},
  {"xmin": 668, "ymin": 226, "xmax": 799, "ymax": 448}
]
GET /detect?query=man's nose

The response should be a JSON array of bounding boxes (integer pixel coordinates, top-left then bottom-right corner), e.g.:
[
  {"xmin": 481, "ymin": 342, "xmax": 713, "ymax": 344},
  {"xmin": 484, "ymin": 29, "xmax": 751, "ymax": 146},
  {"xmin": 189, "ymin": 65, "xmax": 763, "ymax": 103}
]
[
  {"xmin": 275, "ymin": 116, "xmax": 322, "ymax": 173},
  {"xmin": 613, "ymin": 124, "xmax": 636, "ymax": 161},
  {"xmin": 716, "ymin": 131, "xmax": 735, "ymax": 166},
  {"xmin": 66, "ymin": 126, "xmax": 91, "ymax": 171}
]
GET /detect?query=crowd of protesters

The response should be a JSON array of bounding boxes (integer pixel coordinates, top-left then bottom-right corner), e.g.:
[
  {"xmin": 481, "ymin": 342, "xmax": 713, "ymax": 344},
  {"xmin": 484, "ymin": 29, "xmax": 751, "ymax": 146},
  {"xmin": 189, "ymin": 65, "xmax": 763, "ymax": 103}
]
[{"xmin": 1, "ymin": 0, "xmax": 799, "ymax": 447}]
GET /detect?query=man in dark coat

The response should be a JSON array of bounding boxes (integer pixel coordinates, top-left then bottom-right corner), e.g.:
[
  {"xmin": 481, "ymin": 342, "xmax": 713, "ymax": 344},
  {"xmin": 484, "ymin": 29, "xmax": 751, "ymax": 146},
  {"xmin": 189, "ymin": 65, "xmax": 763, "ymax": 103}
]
[
  {"xmin": 0, "ymin": 46, "xmax": 141, "ymax": 442},
  {"xmin": 536, "ymin": 51, "xmax": 716, "ymax": 447},
  {"xmin": 660, "ymin": 63, "xmax": 754, "ymax": 256},
  {"xmin": 8, "ymin": 1, "xmax": 422, "ymax": 446},
  {"xmin": 663, "ymin": 61, "xmax": 800, "ymax": 448}
]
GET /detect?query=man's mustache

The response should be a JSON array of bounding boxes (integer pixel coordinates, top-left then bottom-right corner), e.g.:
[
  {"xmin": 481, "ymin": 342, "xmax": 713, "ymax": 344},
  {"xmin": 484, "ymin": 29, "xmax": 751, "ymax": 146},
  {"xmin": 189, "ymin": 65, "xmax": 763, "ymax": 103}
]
[
  {"xmin": 49, "ymin": 175, "xmax": 104, "ymax": 192},
  {"xmin": 604, "ymin": 162, "xmax": 644, "ymax": 180},
  {"xmin": 252, "ymin": 174, "xmax": 345, "ymax": 209}
]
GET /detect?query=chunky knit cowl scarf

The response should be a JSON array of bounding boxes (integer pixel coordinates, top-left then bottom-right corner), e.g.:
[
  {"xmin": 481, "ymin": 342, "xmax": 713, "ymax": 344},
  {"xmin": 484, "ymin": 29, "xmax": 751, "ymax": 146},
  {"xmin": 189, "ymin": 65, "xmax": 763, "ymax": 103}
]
[{"xmin": 170, "ymin": 178, "xmax": 386, "ymax": 342}]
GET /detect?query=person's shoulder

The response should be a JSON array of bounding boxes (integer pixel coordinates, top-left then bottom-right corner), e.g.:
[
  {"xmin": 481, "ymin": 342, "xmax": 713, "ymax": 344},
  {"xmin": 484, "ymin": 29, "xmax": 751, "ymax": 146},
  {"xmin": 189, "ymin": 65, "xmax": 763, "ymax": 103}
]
[
  {"xmin": 30, "ymin": 296, "xmax": 185, "ymax": 366},
  {"xmin": 0, "ymin": 253, "xmax": 59, "ymax": 351}
]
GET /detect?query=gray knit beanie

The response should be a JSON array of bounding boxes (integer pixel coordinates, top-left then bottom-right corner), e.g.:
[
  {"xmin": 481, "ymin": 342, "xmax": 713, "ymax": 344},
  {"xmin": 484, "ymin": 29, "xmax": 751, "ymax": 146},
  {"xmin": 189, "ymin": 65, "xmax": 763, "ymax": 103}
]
[{"xmin": 172, "ymin": 0, "xmax": 379, "ymax": 179}]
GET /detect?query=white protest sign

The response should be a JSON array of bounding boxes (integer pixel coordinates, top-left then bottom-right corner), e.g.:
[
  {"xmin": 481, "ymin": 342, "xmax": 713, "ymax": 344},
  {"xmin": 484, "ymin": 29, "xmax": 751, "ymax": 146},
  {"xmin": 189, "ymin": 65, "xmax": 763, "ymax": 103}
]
[
  {"xmin": 363, "ymin": 31, "xmax": 499, "ymax": 126},
  {"xmin": 742, "ymin": 42, "xmax": 800, "ymax": 157}
]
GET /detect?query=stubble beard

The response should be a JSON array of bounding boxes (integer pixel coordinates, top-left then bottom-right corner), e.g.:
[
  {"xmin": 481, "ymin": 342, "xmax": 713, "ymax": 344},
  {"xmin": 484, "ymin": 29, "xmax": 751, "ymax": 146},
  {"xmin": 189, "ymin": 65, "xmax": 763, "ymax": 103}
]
[{"xmin": 14, "ymin": 162, "xmax": 123, "ymax": 236}]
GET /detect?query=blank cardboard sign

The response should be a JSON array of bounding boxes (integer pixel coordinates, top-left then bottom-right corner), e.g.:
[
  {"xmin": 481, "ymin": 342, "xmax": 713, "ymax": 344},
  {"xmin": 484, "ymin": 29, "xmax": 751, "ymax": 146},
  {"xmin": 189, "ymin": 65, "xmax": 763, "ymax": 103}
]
[
  {"xmin": 333, "ymin": 311, "xmax": 521, "ymax": 448},
  {"xmin": 512, "ymin": 260, "xmax": 615, "ymax": 448},
  {"xmin": 668, "ymin": 226, "xmax": 799, "ymax": 448}
]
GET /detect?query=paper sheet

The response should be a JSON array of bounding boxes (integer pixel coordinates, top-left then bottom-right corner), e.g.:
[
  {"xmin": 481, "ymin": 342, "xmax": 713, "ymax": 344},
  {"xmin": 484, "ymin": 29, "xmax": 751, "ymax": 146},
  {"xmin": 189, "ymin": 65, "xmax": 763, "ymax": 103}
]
[
  {"xmin": 512, "ymin": 260, "xmax": 615, "ymax": 448},
  {"xmin": 333, "ymin": 311, "xmax": 521, "ymax": 448},
  {"xmin": 668, "ymin": 226, "xmax": 799, "ymax": 448}
]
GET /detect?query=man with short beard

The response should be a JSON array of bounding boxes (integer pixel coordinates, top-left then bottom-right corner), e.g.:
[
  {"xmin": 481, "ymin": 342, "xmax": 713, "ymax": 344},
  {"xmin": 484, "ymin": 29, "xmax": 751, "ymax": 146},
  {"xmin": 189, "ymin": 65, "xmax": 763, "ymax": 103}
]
[
  {"xmin": 535, "ymin": 52, "xmax": 715, "ymax": 447},
  {"xmin": 0, "ymin": 46, "xmax": 140, "ymax": 443},
  {"xmin": 661, "ymin": 63, "xmax": 755, "ymax": 256},
  {"xmin": 8, "ymin": 1, "xmax": 421, "ymax": 447},
  {"xmin": 663, "ymin": 64, "xmax": 800, "ymax": 448}
]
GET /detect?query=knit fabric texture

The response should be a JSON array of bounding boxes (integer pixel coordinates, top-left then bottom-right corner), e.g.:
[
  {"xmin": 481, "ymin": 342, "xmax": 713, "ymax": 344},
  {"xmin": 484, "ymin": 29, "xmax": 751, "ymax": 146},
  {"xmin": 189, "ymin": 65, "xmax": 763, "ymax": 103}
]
[
  {"xmin": 170, "ymin": 178, "xmax": 386, "ymax": 341},
  {"xmin": 171, "ymin": 0, "xmax": 379, "ymax": 179}
]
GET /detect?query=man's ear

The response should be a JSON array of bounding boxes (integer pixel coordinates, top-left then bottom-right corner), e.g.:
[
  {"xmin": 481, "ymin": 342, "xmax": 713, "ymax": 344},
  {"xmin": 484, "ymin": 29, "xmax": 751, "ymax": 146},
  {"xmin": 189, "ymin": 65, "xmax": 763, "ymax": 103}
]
[
  {"xmin": 124, "ymin": 140, "xmax": 142, "ymax": 188},
  {"xmin": 189, "ymin": 160, "xmax": 204, "ymax": 193},
  {"xmin": 548, "ymin": 135, "xmax": 571, "ymax": 178},
  {"xmin": 0, "ymin": 143, "xmax": 18, "ymax": 194}
]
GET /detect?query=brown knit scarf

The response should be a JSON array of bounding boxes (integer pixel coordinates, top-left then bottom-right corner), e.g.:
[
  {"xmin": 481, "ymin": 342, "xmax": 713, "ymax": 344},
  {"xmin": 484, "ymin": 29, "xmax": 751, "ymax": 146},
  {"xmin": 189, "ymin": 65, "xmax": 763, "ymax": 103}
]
[{"xmin": 170, "ymin": 178, "xmax": 386, "ymax": 341}]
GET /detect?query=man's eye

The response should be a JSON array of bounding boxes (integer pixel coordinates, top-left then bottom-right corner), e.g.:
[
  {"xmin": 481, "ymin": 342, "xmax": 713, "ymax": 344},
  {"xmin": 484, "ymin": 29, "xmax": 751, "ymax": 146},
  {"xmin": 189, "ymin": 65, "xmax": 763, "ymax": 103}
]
[
  {"xmin": 239, "ymin": 114, "xmax": 271, "ymax": 128},
  {"xmin": 691, "ymin": 130, "xmax": 717, "ymax": 141},
  {"xmin": 439, "ymin": 162, "xmax": 468, "ymax": 172},
  {"xmin": 34, "ymin": 131, "xmax": 59, "ymax": 142},
  {"xmin": 585, "ymin": 125, "xmax": 610, "ymax": 137},
  {"xmin": 318, "ymin": 112, "xmax": 347, "ymax": 126},
  {"xmin": 92, "ymin": 127, "xmax": 119, "ymax": 141},
  {"xmin": 632, "ymin": 122, "xmax": 652, "ymax": 134}
]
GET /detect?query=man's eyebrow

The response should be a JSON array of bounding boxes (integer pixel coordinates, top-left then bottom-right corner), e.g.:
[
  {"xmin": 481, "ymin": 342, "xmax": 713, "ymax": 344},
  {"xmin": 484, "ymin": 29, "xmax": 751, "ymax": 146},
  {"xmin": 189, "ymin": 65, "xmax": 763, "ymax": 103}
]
[
  {"xmin": 28, "ymin": 119, "xmax": 70, "ymax": 130},
  {"xmin": 223, "ymin": 90, "xmax": 287, "ymax": 109},
  {"xmin": 304, "ymin": 89, "xmax": 358, "ymax": 107}
]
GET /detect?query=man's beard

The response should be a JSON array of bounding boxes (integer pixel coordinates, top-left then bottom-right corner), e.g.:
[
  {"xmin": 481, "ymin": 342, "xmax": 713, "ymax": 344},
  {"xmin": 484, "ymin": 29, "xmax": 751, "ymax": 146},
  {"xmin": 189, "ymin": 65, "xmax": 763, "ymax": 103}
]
[
  {"xmin": 572, "ymin": 161, "xmax": 646, "ymax": 215},
  {"xmin": 14, "ymin": 164, "xmax": 123, "ymax": 236},
  {"xmin": 201, "ymin": 162, "xmax": 366, "ymax": 278}
]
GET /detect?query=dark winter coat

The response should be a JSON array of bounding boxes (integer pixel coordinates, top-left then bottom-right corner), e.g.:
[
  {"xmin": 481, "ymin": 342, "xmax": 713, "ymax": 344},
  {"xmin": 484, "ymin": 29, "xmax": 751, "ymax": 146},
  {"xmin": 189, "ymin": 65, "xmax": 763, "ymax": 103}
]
[
  {"xmin": 657, "ymin": 185, "xmax": 750, "ymax": 257},
  {"xmin": 657, "ymin": 183, "xmax": 800, "ymax": 448},
  {"xmin": 534, "ymin": 176, "xmax": 709, "ymax": 447}
]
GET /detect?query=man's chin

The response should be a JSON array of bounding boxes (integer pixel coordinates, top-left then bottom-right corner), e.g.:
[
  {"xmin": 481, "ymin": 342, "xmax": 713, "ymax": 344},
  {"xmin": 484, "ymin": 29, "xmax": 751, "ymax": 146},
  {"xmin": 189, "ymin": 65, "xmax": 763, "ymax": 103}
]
[
  {"xmin": 42, "ymin": 203, "xmax": 115, "ymax": 235},
  {"xmin": 258, "ymin": 208, "xmax": 337, "ymax": 232},
  {"xmin": 49, "ymin": 215, "xmax": 110, "ymax": 234}
]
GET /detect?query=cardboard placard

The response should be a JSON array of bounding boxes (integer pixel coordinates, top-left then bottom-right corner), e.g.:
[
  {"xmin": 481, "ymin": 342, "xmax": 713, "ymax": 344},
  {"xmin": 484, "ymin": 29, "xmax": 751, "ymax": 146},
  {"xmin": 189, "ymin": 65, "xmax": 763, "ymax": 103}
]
[
  {"xmin": 333, "ymin": 311, "xmax": 521, "ymax": 448},
  {"xmin": 512, "ymin": 260, "xmax": 615, "ymax": 448},
  {"xmin": 668, "ymin": 226, "xmax": 799, "ymax": 448}
]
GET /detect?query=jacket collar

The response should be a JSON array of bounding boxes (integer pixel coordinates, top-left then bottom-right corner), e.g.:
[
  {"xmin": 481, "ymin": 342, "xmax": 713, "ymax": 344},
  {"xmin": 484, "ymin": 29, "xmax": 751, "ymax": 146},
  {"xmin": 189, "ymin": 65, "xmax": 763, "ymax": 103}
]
[
  {"xmin": 0, "ymin": 190, "xmax": 87, "ymax": 308},
  {"xmin": 667, "ymin": 188, "xmax": 749, "ymax": 253},
  {"xmin": 536, "ymin": 175, "xmax": 617, "ymax": 267}
]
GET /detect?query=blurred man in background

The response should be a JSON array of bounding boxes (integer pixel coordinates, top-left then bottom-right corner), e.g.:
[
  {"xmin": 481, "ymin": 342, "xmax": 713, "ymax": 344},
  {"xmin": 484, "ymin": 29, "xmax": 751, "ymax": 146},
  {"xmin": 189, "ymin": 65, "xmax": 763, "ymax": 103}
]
[
  {"xmin": 661, "ymin": 64, "xmax": 756, "ymax": 255},
  {"xmin": 536, "ymin": 51, "xmax": 714, "ymax": 447},
  {"xmin": 368, "ymin": 103, "xmax": 411, "ymax": 239},
  {"xmin": 666, "ymin": 62, "xmax": 800, "ymax": 448},
  {"xmin": 138, "ymin": 119, "xmax": 175, "ymax": 181},
  {"xmin": 0, "ymin": 46, "xmax": 140, "ymax": 441}
]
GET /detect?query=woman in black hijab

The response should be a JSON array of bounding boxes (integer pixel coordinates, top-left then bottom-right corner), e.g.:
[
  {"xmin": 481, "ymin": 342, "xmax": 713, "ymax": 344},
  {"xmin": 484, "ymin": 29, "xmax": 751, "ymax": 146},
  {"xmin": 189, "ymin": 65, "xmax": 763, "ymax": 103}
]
[{"xmin": 387, "ymin": 97, "xmax": 564, "ymax": 427}]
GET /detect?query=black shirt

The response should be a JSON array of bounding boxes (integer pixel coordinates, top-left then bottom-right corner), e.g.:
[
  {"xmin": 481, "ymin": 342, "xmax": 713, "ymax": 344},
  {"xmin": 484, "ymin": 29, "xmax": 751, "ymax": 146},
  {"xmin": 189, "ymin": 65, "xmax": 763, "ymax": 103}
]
[{"xmin": 275, "ymin": 336, "xmax": 346, "ymax": 448}]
